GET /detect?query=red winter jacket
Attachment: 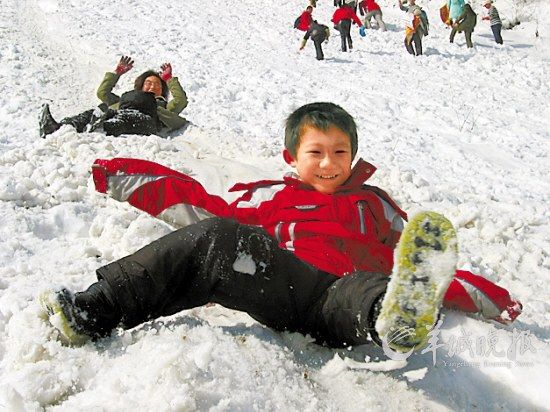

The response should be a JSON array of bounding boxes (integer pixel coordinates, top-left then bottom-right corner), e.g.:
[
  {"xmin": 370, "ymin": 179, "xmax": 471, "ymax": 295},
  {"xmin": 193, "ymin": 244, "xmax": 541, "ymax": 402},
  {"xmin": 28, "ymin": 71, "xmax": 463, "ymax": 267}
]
[
  {"xmin": 332, "ymin": 7, "xmax": 364, "ymax": 27},
  {"xmin": 92, "ymin": 157, "xmax": 522, "ymax": 324},
  {"xmin": 297, "ymin": 11, "xmax": 313, "ymax": 31},
  {"xmin": 359, "ymin": 0, "xmax": 381, "ymax": 14}
]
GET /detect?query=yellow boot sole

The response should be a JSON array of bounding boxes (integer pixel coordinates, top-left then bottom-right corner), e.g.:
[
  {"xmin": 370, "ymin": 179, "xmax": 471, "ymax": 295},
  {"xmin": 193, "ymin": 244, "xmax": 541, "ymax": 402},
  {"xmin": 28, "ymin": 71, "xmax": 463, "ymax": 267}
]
[
  {"xmin": 375, "ymin": 211, "xmax": 458, "ymax": 352},
  {"xmin": 39, "ymin": 290, "xmax": 89, "ymax": 346}
]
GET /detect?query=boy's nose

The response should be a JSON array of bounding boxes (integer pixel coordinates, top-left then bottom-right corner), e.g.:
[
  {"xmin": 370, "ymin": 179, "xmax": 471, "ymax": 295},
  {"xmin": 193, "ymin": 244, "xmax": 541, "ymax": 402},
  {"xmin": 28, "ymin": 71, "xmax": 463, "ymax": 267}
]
[{"xmin": 320, "ymin": 155, "xmax": 335, "ymax": 167}]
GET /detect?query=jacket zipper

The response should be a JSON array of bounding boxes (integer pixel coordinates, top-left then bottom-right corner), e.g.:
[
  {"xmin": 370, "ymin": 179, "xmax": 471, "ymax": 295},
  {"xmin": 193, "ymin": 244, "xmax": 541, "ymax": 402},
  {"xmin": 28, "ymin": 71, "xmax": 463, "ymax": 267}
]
[{"xmin": 357, "ymin": 201, "xmax": 366, "ymax": 235}]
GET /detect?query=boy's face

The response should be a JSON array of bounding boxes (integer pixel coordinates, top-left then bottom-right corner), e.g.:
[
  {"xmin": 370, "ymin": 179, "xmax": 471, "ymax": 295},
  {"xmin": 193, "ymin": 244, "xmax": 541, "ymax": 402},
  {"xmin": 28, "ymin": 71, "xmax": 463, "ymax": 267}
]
[{"xmin": 284, "ymin": 125, "xmax": 353, "ymax": 195}]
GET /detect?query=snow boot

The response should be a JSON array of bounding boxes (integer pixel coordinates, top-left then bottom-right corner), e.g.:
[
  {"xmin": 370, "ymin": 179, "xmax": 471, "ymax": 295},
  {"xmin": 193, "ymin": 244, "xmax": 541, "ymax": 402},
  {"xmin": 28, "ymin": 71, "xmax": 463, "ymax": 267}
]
[
  {"xmin": 375, "ymin": 211, "xmax": 458, "ymax": 352},
  {"xmin": 39, "ymin": 289, "xmax": 91, "ymax": 346},
  {"xmin": 39, "ymin": 104, "xmax": 61, "ymax": 139}
]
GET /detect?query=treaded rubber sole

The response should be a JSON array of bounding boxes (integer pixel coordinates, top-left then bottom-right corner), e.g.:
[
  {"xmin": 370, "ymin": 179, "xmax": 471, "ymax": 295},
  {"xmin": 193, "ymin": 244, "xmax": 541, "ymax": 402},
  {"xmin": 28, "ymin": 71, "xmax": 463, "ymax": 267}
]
[
  {"xmin": 375, "ymin": 211, "xmax": 458, "ymax": 352},
  {"xmin": 39, "ymin": 290, "xmax": 89, "ymax": 346}
]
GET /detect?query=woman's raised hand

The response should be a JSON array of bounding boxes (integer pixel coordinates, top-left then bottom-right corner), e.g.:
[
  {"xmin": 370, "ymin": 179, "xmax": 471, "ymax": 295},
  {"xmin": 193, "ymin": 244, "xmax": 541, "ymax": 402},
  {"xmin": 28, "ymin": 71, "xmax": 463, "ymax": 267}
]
[
  {"xmin": 115, "ymin": 56, "xmax": 134, "ymax": 75},
  {"xmin": 159, "ymin": 63, "xmax": 172, "ymax": 81}
]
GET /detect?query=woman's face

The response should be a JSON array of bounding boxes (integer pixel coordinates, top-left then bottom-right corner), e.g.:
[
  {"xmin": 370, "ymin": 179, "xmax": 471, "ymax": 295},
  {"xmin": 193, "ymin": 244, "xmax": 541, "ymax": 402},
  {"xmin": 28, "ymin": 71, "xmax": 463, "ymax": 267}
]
[{"xmin": 142, "ymin": 76, "xmax": 163, "ymax": 97}]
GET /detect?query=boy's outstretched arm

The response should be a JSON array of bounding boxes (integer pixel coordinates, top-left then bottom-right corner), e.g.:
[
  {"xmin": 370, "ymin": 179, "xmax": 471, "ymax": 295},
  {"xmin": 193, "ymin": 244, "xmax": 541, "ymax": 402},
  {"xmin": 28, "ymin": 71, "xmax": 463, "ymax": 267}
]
[
  {"xmin": 92, "ymin": 158, "xmax": 235, "ymax": 228},
  {"xmin": 445, "ymin": 270, "xmax": 522, "ymax": 324}
]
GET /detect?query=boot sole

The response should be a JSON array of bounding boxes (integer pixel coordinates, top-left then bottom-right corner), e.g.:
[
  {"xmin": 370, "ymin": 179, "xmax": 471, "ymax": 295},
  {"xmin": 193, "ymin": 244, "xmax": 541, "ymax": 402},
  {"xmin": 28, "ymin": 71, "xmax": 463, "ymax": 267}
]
[
  {"xmin": 39, "ymin": 290, "xmax": 89, "ymax": 346},
  {"xmin": 375, "ymin": 211, "xmax": 458, "ymax": 352}
]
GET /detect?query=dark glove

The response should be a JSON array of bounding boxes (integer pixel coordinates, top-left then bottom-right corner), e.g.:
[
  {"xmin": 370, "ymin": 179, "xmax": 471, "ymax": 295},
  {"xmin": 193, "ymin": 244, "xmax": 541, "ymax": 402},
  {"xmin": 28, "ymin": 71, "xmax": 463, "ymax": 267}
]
[
  {"xmin": 115, "ymin": 56, "xmax": 134, "ymax": 75},
  {"xmin": 159, "ymin": 63, "xmax": 172, "ymax": 81}
]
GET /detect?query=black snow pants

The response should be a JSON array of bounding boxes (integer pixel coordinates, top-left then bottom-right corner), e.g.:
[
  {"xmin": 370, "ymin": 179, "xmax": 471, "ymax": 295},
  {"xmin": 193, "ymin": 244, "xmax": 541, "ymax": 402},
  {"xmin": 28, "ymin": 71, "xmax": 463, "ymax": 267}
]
[
  {"xmin": 405, "ymin": 32, "xmax": 423, "ymax": 56},
  {"xmin": 60, "ymin": 108, "xmax": 159, "ymax": 136},
  {"xmin": 313, "ymin": 37, "xmax": 325, "ymax": 60},
  {"xmin": 60, "ymin": 109, "xmax": 98, "ymax": 133},
  {"xmin": 75, "ymin": 218, "xmax": 389, "ymax": 347},
  {"xmin": 336, "ymin": 19, "xmax": 353, "ymax": 52}
]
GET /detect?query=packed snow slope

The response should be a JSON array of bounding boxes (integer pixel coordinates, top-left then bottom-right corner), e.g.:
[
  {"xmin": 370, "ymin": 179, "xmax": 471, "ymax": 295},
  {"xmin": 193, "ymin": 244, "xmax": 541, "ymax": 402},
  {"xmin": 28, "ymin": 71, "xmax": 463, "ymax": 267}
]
[{"xmin": 0, "ymin": 0, "xmax": 549, "ymax": 410}]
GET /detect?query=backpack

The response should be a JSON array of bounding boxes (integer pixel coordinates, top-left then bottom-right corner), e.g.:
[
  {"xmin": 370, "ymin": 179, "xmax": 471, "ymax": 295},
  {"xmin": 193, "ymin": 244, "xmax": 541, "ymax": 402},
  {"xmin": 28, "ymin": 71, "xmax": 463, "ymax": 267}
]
[
  {"xmin": 119, "ymin": 90, "xmax": 158, "ymax": 119},
  {"xmin": 99, "ymin": 90, "xmax": 161, "ymax": 136},
  {"xmin": 294, "ymin": 15, "xmax": 301, "ymax": 29},
  {"xmin": 311, "ymin": 22, "xmax": 330, "ymax": 41},
  {"xmin": 420, "ymin": 9, "xmax": 429, "ymax": 35}
]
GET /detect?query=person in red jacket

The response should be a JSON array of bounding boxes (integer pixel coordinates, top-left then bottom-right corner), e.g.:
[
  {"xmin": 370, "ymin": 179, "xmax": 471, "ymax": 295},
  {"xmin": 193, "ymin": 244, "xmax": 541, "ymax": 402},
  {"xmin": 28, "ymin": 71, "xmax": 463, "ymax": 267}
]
[
  {"xmin": 359, "ymin": 0, "xmax": 386, "ymax": 31},
  {"xmin": 332, "ymin": 1, "xmax": 365, "ymax": 52},
  {"xmin": 40, "ymin": 102, "xmax": 522, "ymax": 352},
  {"xmin": 295, "ymin": 6, "xmax": 314, "ymax": 32}
]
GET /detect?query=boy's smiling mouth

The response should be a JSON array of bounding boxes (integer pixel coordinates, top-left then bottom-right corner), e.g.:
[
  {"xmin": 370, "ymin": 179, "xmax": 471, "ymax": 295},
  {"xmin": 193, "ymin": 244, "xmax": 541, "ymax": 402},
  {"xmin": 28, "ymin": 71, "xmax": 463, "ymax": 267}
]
[{"xmin": 316, "ymin": 174, "xmax": 338, "ymax": 179}]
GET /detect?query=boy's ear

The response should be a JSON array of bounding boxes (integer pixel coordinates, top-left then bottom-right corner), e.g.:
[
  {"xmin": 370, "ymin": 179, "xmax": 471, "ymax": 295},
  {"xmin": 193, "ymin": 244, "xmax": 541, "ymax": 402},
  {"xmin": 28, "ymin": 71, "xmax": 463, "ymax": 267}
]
[{"xmin": 283, "ymin": 149, "xmax": 296, "ymax": 167}]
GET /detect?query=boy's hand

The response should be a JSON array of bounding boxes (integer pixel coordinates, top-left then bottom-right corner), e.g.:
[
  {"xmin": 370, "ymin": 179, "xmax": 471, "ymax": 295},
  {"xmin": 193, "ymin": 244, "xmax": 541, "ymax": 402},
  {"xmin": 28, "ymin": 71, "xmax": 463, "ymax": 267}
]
[
  {"xmin": 159, "ymin": 63, "xmax": 173, "ymax": 81},
  {"xmin": 115, "ymin": 56, "xmax": 134, "ymax": 75}
]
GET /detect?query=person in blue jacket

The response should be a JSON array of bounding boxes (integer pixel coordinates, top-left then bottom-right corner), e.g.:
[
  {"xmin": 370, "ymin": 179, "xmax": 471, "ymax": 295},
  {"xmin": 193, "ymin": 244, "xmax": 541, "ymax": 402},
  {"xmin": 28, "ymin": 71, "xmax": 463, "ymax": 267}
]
[{"xmin": 447, "ymin": 0, "xmax": 465, "ymax": 25}]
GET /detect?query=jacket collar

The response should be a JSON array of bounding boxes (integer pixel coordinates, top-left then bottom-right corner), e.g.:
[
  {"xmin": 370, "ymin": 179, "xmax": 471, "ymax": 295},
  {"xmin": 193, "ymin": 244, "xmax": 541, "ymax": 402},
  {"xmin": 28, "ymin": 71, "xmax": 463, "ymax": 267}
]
[{"xmin": 283, "ymin": 158, "xmax": 377, "ymax": 192}]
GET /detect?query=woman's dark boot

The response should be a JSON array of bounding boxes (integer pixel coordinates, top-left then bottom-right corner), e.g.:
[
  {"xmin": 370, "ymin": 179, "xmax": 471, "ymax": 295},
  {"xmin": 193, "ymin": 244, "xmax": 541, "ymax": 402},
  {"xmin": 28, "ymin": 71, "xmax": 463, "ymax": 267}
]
[{"xmin": 39, "ymin": 104, "xmax": 61, "ymax": 139}]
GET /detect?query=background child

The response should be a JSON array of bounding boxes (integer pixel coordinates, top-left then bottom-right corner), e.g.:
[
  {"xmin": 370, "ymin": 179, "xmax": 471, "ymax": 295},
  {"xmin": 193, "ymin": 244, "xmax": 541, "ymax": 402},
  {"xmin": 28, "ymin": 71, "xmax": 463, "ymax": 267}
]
[
  {"xmin": 332, "ymin": 1, "xmax": 365, "ymax": 52},
  {"xmin": 450, "ymin": 2, "xmax": 477, "ymax": 47},
  {"xmin": 398, "ymin": 0, "xmax": 428, "ymax": 56},
  {"xmin": 358, "ymin": 0, "xmax": 386, "ymax": 31},
  {"xmin": 294, "ymin": 6, "xmax": 313, "ymax": 32},
  {"xmin": 482, "ymin": 0, "xmax": 503, "ymax": 44},
  {"xmin": 300, "ymin": 20, "xmax": 330, "ymax": 60}
]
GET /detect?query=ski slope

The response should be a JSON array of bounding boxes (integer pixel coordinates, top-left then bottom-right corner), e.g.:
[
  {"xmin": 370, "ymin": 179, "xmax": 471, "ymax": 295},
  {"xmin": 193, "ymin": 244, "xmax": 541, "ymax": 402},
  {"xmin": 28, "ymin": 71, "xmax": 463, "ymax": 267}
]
[{"xmin": 0, "ymin": 0, "xmax": 549, "ymax": 410}]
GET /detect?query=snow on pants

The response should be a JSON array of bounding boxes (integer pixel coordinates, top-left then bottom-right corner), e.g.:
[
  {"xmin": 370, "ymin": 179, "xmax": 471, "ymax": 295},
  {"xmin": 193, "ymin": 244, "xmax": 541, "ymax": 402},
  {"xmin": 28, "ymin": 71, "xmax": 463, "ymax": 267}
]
[
  {"xmin": 337, "ymin": 19, "xmax": 353, "ymax": 52},
  {"xmin": 85, "ymin": 217, "xmax": 389, "ymax": 347},
  {"xmin": 61, "ymin": 109, "xmax": 97, "ymax": 133}
]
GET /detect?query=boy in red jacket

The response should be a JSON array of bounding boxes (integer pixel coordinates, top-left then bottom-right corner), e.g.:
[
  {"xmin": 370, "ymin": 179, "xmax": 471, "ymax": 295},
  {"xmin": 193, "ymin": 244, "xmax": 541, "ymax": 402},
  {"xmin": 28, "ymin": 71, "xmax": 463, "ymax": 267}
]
[
  {"xmin": 332, "ymin": 1, "xmax": 365, "ymax": 52},
  {"xmin": 295, "ymin": 6, "xmax": 314, "ymax": 32},
  {"xmin": 40, "ymin": 102, "xmax": 522, "ymax": 351}
]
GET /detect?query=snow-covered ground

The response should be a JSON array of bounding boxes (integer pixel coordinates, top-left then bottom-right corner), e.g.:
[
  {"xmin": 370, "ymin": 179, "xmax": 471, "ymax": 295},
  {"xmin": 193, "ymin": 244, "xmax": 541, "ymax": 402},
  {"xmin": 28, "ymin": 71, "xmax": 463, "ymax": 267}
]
[{"xmin": 0, "ymin": 0, "xmax": 548, "ymax": 410}]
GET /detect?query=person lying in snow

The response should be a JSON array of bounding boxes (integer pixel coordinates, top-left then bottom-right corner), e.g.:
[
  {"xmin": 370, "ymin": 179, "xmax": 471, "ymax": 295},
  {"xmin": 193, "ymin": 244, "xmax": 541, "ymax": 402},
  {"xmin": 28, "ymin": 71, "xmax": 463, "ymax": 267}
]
[
  {"xmin": 40, "ymin": 102, "xmax": 522, "ymax": 353},
  {"xmin": 39, "ymin": 56, "xmax": 188, "ymax": 139}
]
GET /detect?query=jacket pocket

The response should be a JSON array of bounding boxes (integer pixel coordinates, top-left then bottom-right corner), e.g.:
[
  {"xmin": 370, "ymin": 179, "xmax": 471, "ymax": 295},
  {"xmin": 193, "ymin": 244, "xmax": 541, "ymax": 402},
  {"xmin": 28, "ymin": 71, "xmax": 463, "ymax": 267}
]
[{"xmin": 356, "ymin": 201, "xmax": 367, "ymax": 235}]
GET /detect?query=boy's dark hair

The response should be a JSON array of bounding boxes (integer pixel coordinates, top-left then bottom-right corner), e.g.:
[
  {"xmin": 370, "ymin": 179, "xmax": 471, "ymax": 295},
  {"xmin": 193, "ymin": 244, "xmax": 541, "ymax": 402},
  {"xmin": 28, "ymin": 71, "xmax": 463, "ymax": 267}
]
[
  {"xmin": 285, "ymin": 102, "xmax": 358, "ymax": 159},
  {"xmin": 134, "ymin": 71, "xmax": 169, "ymax": 99}
]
